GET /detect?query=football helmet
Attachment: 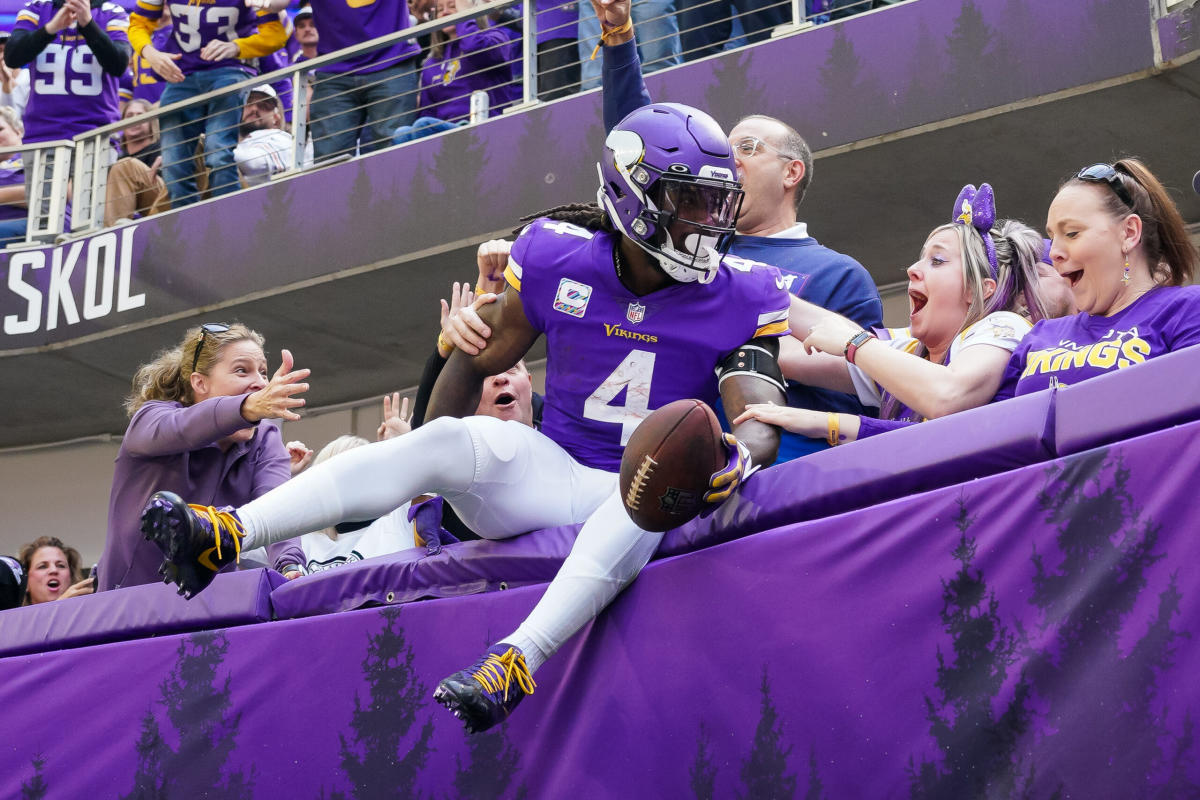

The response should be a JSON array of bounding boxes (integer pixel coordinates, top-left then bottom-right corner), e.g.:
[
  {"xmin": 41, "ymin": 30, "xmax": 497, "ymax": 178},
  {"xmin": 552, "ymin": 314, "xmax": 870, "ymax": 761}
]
[{"xmin": 597, "ymin": 103, "xmax": 743, "ymax": 284}]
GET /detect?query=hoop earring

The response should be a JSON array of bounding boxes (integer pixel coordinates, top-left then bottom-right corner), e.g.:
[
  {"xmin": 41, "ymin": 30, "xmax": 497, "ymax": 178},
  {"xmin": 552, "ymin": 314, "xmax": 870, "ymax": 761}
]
[{"xmin": 1121, "ymin": 254, "xmax": 1131, "ymax": 285}]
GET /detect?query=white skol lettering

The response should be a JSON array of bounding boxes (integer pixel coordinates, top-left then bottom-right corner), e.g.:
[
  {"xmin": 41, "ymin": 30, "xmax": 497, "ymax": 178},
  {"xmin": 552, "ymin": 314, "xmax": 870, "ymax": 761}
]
[
  {"xmin": 4, "ymin": 251, "xmax": 45, "ymax": 335},
  {"xmin": 46, "ymin": 240, "xmax": 84, "ymax": 330},
  {"xmin": 83, "ymin": 232, "xmax": 117, "ymax": 320},
  {"xmin": 117, "ymin": 225, "xmax": 145, "ymax": 311}
]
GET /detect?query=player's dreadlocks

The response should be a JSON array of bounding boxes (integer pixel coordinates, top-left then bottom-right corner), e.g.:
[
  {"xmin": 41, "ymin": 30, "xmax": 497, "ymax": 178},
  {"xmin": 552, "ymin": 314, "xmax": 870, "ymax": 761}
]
[{"xmin": 514, "ymin": 203, "xmax": 617, "ymax": 237}]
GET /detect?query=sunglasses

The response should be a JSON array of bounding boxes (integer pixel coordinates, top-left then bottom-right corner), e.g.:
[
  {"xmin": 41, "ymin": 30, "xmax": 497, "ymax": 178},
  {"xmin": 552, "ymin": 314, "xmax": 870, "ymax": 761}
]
[
  {"xmin": 732, "ymin": 136, "xmax": 798, "ymax": 161},
  {"xmin": 1076, "ymin": 163, "xmax": 1135, "ymax": 209},
  {"xmin": 191, "ymin": 323, "xmax": 230, "ymax": 375}
]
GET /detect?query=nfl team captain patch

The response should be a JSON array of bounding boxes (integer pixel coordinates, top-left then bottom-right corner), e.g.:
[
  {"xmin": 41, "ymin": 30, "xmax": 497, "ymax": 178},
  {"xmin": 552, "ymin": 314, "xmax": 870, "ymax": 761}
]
[{"xmin": 553, "ymin": 279, "xmax": 592, "ymax": 318}]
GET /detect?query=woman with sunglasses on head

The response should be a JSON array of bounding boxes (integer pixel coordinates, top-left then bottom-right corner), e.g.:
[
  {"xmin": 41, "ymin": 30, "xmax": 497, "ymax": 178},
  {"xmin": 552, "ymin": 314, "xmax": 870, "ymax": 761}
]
[
  {"xmin": 98, "ymin": 323, "xmax": 310, "ymax": 591},
  {"xmin": 735, "ymin": 183, "xmax": 1049, "ymax": 444},
  {"xmin": 991, "ymin": 159, "xmax": 1200, "ymax": 400}
]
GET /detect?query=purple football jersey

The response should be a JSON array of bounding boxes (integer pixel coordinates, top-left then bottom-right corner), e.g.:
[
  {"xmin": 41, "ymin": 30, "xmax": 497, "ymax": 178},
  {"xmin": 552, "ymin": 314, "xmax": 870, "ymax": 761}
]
[
  {"xmin": 0, "ymin": 154, "xmax": 25, "ymax": 221},
  {"xmin": 309, "ymin": 0, "xmax": 419, "ymax": 74},
  {"xmin": 14, "ymin": 0, "xmax": 130, "ymax": 143},
  {"xmin": 133, "ymin": 0, "xmax": 276, "ymax": 76},
  {"xmin": 506, "ymin": 218, "xmax": 792, "ymax": 472},
  {"xmin": 417, "ymin": 19, "xmax": 519, "ymax": 121},
  {"xmin": 997, "ymin": 285, "xmax": 1200, "ymax": 399}
]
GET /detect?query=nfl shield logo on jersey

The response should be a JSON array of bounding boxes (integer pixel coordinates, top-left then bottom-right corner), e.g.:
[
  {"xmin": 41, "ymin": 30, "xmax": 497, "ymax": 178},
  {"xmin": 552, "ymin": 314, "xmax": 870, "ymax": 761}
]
[{"xmin": 626, "ymin": 302, "xmax": 646, "ymax": 325}]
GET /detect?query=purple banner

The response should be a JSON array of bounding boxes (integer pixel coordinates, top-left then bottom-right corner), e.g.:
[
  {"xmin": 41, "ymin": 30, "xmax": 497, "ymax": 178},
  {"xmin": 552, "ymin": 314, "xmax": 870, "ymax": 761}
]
[
  {"xmin": 0, "ymin": 0, "xmax": 1168, "ymax": 350},
  {"xmin": 3, "ymin": 419, "xmax": 1199, "ymax": 798}
]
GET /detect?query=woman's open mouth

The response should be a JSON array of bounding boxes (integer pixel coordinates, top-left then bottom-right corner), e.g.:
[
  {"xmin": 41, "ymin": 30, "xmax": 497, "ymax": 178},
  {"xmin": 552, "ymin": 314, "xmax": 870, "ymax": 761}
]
[
  {"xmin": 909, "ymin": 290, "xmax": 928, "ymax": 317},
  {"xmin": 1062, "ymin": 268, "xmax": 1084, "ymax": 288}
]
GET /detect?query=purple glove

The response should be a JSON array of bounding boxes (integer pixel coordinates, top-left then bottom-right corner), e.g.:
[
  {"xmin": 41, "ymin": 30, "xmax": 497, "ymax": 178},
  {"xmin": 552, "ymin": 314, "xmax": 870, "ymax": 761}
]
[{"xmin": 407, "ymin": 495, "xmax": 460, "ymax": 556}]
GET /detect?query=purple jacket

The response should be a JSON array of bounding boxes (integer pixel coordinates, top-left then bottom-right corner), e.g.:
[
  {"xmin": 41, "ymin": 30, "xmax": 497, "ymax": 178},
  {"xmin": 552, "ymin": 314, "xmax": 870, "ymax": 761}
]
[
  {"xmin": 100, "ymin": 395, "xmax": 293, "ymax": 591},
  {"xmin": 417, "ymin": 18, "xmax": 520, "ymax": 122}
]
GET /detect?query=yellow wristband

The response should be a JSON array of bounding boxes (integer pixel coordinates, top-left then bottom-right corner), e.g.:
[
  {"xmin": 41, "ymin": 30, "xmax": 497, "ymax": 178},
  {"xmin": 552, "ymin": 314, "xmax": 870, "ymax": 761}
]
[
  {"xmin": 437, "ymin": 332, "xmax": 453, "ymax": 354},
  {"xmin": 474, "ymin": 284, "xmax": 487, "ymax": 296},
  {"xmin": 590, "ymin": 18, "xmax": 633, "ymax": 60},
  {"xmin": 827, "ymin": 412, "xmax": 840, "ymax": 447}
]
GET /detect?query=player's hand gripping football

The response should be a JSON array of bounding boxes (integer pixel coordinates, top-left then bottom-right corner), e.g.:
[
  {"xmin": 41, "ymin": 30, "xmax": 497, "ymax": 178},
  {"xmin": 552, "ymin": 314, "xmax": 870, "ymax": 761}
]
[{"xmin": 703, "ymin": 433, "xmax": 753, "ymax": 506}]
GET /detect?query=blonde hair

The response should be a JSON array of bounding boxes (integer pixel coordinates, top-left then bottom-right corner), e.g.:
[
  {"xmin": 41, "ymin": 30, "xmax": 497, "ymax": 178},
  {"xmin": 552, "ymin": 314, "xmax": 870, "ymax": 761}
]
[
  {"xmin": 125, "ymin": 323, "xmax": 265, "ymax": 416},
  {"xmin": 122, "ymin": 98, "xmax": 160, "ymax": 144},
  {"xmin": 0, "ymin": 105, "xmax": 23, "ymax": 139}
]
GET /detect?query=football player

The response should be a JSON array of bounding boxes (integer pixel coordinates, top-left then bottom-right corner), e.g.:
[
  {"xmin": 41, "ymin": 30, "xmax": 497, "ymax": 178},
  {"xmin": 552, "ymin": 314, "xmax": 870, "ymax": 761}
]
[{"xmin": 141, "ymin": 102, "xmax": 791, "ymax": 733}]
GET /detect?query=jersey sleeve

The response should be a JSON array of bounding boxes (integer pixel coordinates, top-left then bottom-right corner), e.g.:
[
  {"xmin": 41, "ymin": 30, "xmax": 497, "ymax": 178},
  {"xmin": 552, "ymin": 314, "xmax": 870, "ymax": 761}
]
[
  {"xmin": 13, "ymin": 0, "xmax": 47, "ymax": 33},
  {"xmin": 504, "ymin": 218, "xmax": 600, "ymax": 335},
  {"xmin": 1164, "ymin": 286, "xmax": 1200, "ymax": 351},
  {"xmin": 950, "ymin": 310, "xmax": 1033, "ymax": 359},
  {"xmin": 102, "ymin": 3, "xmax": 131, "ymax": 44}
]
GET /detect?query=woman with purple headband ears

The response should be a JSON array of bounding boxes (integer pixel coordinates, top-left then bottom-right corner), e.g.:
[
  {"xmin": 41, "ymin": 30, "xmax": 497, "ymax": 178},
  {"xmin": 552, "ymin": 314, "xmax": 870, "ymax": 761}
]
[
  {"xmin": 992, "ymin": 158, "xmax": 1200, "ymax": 399},
  {"xmin": 735, "ymin": 182, "xmax": 1048, "ymax": 444}
]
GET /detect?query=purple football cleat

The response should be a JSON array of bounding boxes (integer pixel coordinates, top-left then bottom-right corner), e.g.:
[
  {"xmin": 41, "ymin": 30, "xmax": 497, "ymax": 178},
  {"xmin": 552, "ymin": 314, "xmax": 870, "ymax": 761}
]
[
  {"xmin": 140, "ymin": 491, "xmax": 246, "ymax": 599},
  {"xmin": 434, "ymin": 644, "xmax": 536, "ymax": 734}
]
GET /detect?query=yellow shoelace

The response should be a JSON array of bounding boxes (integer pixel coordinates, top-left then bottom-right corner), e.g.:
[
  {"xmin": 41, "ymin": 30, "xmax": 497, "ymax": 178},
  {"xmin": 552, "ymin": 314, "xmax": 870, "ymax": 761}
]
[
  {"xmin": 188, "ymin": 504, "xmax": 244, "ymax": 566},
  {"xmin": 471, "ymin": 648, "xmax": 537, "ymax": 701}
]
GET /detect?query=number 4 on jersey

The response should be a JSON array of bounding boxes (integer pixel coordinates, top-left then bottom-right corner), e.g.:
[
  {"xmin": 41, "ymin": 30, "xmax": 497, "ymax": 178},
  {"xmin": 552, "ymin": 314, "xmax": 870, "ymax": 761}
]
[{"xmin": 582, "ymin": 349, "xmax": 656, "ymax": 446}]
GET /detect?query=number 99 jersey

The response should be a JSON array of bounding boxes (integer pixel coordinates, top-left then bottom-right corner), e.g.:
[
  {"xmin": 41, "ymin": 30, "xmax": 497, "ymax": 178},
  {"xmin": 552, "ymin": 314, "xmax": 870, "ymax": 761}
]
[
  {"xmin": 506, "ymin": 218, "xmax": 791, "ymax": 473},
  {"xmin": 14, "ymin": 0, "xmax": 130, "ymax": 143}
]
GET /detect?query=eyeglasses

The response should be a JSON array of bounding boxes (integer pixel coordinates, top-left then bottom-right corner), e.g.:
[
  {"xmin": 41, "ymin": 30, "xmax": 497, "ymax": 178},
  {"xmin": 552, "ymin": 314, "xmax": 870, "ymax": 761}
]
[
  {"xmin": 190, "ymin": 323, "xmax": 230, "ymax": 375},
  {"xmin": 1076, "ymin": 163, "xmax": 1135, "ymax": 209},
  {"xmin": 731, "ymin": 136, "xmax": 798, "ymax": 161}
]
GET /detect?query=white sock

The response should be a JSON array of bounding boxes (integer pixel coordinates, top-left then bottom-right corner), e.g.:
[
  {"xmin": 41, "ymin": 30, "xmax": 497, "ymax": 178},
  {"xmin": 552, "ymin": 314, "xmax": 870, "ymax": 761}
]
[{"xmin": 504, "ymin": 491, "xmax": 663, "ymax": 675}]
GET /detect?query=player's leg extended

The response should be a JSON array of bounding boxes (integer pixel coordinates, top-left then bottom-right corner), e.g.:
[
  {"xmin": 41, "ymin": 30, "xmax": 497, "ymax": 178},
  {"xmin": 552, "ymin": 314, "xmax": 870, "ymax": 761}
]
[
  {"xmin": 141, "ymin": 416, "xmax": 611, "ymax": 597},
  {"xmin": 441, "ymin": 416, "xmax": 617, "ymax": 541},
  {"xmin": 435, "ymin": 490, "xmax": 661, "ymax": 733},
  {"xmin": 141, "ymin": 416, "xmax": 476, "ymax": 596}
]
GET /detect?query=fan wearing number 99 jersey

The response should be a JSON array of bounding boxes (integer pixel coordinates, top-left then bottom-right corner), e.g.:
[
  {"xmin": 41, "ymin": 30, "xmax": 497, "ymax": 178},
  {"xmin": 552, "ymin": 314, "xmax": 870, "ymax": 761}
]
[{"xmin": 11, "ymin": 0, "xmax": 130, "ymax": 143}]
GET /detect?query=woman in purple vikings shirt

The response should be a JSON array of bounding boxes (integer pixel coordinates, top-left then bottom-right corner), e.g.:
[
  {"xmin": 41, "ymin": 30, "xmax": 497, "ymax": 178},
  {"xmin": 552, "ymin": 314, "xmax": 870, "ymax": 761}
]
[
  {"xmin": 100, "ymin": 323, "xmax": 311, "ymax": 591},
  {"xmin": 736, "ymin": 183, "xmax": 1049, "ymax": 444},
  {"xmin": 392, "ymin": 0, "xmax": 520, "ymax": 144},
  {"xmin": 993, "ymin": 158, "xmax": 1200, "ymax": 399}
]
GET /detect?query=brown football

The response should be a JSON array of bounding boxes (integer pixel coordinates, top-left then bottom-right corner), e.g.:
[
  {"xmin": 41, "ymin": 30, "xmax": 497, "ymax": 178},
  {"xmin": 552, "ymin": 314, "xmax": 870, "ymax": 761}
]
[{"xmin": 619, "ymin": 399, "xmax": 727, "ymax": 532}]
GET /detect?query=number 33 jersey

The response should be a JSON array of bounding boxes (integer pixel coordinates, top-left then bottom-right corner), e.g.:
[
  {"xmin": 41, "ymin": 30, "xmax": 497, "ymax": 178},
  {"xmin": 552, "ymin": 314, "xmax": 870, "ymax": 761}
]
[
  {"xmin": 14, "ymin": 0, "xmax": 130, "ymax": 143},
  {"xmin": 507, "ymin": 218, "xmax": 792, "ymax": 472}
]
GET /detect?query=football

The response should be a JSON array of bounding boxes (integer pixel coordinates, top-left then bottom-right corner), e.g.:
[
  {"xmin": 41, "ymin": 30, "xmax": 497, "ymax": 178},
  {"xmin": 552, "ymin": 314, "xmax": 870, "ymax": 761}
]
[{"xmin": 619, "ymin": 399, "xmax": 727, "ymax": 532}]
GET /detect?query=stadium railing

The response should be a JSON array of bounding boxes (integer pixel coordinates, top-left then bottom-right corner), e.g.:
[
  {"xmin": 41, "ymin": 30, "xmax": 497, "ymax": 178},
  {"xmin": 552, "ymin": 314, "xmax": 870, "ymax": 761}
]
[{"xmin": 1, "ymin": 0, "xmax": 888, "ymax": 247}]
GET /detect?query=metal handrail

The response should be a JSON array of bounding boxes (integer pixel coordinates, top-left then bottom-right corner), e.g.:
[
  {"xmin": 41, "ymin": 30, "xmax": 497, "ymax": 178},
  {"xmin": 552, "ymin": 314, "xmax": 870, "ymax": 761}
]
[{"xmin": 71, "ymin": 0, "xmax": 523, "ymax": 142}]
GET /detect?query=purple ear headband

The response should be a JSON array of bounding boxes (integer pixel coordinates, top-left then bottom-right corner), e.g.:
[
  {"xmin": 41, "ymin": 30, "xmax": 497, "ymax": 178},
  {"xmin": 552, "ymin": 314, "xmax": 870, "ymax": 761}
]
[{"xmin": 952, "ymin": 183, "xmax": 998, "ymax": 278}]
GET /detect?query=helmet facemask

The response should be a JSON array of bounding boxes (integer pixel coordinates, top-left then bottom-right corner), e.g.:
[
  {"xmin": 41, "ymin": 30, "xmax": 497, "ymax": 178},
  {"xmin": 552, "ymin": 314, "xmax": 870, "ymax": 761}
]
[{"xmin": 598, "ymin": 122, "xmax": 743, "ymax": 285}]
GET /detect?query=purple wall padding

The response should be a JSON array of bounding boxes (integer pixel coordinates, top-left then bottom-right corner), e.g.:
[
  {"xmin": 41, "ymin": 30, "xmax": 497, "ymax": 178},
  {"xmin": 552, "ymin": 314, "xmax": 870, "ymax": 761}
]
[
  {"xmin": 660, "ymin": 388, "xmax": 1056, "ymax": 557},
  {"xmin": 0, "ymin": 567, "xmax": 283, "ymax": 658},
  {"xmin": 270, "ymin": 391, "xmax": 1055, "ymax": 619},
  {"xmin": 1054, "ymin": 343, "xmax": 1200, "ymax": 457},
  {"xmin": 1, "ymin": 422, "xmax": 1197, "ymax": 798},
  {"xmin": 269, "ymin": 525, "xmax": 580, "ymax": 620}
]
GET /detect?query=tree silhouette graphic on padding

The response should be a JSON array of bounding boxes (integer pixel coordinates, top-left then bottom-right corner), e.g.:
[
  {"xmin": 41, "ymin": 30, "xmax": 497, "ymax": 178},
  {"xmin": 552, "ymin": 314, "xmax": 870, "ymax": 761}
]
[
  {"xmin": 689, "ymin": 721, "xmax": 719, "ymax": 800},
  {"xmin": 803, "ymin": 746, "xmax": 826, "ymax": 800},
  {"xmin": 738, "ymin": 667, "xmax": 796, "ymax": 799},
  {"xmin": 943, "ymin": 0, "xmax": 996, "ymax": 114},
  {"xmin": 909, "ymin": 497, "xmax": 1032, "ymax": 800},
  {"xmin": 1026, "ymin": 450, "xmax": 1199, "ymax": 797},
  {"xmin": 21, "ymin": 754, "xmax": 47, "ymax": 800},
  {"xmin": 120, "ymin": 631, "xmax": 254, "ymax": 800},
  {"xmin": 818, "ymin": 25, "xmax": 890, "ymax": 145},
  {"xmin": 452, "ymin": 725, "xmax": 526, "ymax": 800},
  {"xmin": 338, "ymin": 606, "xmax": 435, "ymax": 800}
]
